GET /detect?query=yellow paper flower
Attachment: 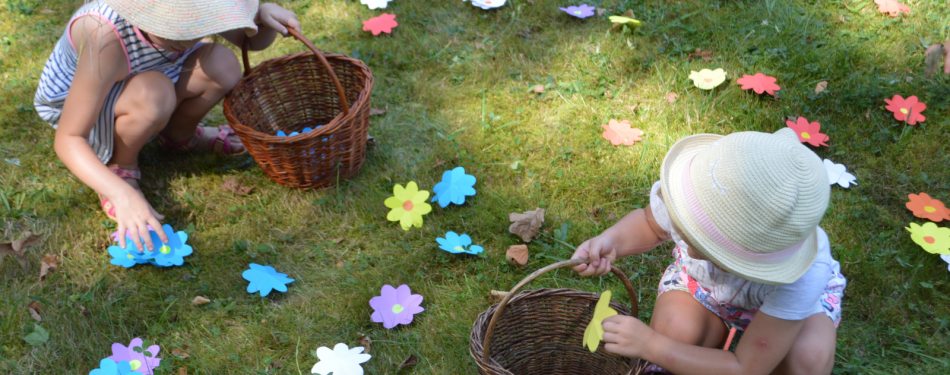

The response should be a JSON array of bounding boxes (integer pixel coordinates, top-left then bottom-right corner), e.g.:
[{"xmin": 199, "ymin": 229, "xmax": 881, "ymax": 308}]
[
  {"xmin": 385, "ymin": 181, "xmax": 432, "ymax": 231},
  {"xmin": 689, "ymin": 68, "xmax": 727, "ymax": 90},
  {"xmin": 583, "ymin": 290, "xmax": 618, "ymax": 353},
  {"xmin": 906, "ymin": 222, "xmax": 950, "ymax": 255}
]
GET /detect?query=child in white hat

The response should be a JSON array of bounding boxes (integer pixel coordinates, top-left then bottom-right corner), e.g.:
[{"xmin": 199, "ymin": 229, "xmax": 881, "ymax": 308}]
[
  {"xmin": 34, "ymin": 0, "xmax": 298, "ymax": 251},
  {"xmin": 571, "ymin": 128, "xmax": 846, "ymax": 374}
]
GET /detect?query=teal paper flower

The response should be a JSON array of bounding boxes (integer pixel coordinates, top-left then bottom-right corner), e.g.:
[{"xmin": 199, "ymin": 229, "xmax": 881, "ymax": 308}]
[
  {"xmin": 431, "ymin": 167, "xmax": 476, "ymax": 208},
  {"xmin": 436, "ymin": 231, "xmax": 484, "ymax": 255},
  {"xmin": 107, "ymin": 225, "xmax": 192, "ymax": 268},
  {"xmin": 243, "ymin": 263, "xmax": 295, "ymax": 297},
  {"xmin": 89, "ymin": 359, "xmax": 143, "ymax": 375}
]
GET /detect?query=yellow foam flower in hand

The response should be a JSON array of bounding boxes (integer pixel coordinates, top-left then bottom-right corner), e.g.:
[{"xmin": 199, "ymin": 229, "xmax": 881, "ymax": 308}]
[
  {"xmin": 689, "ymin": 68, "xmax": 727, "ymax": 90},
  {"xmin": 583, "ymin": 290, "xmax": 619, "ymax": 353},
  {"xmin": 906, "ymin": 222, "xmax": 950, "ymax": 255},
  {"xmin": 385, "ymin": 181, "xmax": 432, "ymax": 231}
]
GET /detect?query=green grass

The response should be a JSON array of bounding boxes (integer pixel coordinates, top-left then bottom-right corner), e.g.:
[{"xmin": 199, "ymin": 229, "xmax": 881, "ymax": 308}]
[{"xmin": 2, "ymin": 0, "xmax": 950, "ymax": 373}]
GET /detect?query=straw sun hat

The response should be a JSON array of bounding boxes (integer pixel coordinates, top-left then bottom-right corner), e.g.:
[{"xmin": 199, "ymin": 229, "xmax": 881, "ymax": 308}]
[
  {"xmin": 660, "ymin": 128, "xmax": 830, "ymax": 285},
  {"xmin": 103, "ymin": 0, "xmax": 260, "ymax": 41}
]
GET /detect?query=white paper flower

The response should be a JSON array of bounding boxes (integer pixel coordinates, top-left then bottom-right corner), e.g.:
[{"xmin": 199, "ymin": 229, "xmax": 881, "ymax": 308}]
[
  {"xmin": 823, "ymin": 159, "xmax": 857, "ymax": 188},
  {"xmin": 311, "ymin": 343, "xmax": 371, "ymax": 375},
  {"xmin": 361, "ymin": 0, "xmax": 391, "ymax": 10},
  {"xmin": 942, "ymin": 254, "xmax": 950, "ymax": 273},
  {"xmin": 470, "ymin": 0, "xmax": 506, "ymax": 10}
]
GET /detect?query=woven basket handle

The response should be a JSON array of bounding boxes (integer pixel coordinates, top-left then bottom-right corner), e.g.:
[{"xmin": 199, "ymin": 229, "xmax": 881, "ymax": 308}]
[
  {"xmin": 481, "ymin": 258, "xmax": 639, "ymax": 362},
  {"xmin": 241, "ymin": 28, "xmax": 350, "ymax": 116}
]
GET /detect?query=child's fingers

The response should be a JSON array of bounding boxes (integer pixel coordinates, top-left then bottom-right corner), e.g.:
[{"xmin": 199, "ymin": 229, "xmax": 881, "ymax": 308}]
[
  {"xmin": 128, "ymin": 223, "xmax": 145, "ymax": 252},
  {"xmin": 117, "ymin": 224, "xmax": 127, "ymax": 249},
  {"xmin": 571, "ymin": 263, "xmax": 588, "ymax": 273},
  {"xmin": 149, "ymin": 217, "xmax": 168, "ymax": 244},
  {"xmin": 137, "ymin": 222, "xmax": 155, "ymax": 251}
]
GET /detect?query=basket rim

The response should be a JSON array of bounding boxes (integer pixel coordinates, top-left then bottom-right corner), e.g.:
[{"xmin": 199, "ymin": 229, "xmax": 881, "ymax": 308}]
[{"xmin": 222, "ymin": 50, "xmax": 374, "ymax": 142}]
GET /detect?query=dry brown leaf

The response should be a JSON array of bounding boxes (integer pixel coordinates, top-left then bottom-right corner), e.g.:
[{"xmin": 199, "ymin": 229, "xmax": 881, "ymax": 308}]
[
  {"xmin": 221, "ymin": 178, "xmax": 254, "ymax": 195},
  {"xmin": 370, "ymin": 107, "xmax": 387, "ymax": 116},
  {"xmin": 505, "ymin": 245, "xmax": 529, "ymax": 266},
  {"xmin": 172, "ymin": 346, "xmax": 191, "ymax": 359},
  {"xmin": 0, "ymin": 232, "xmax": 42, "ymax": 271},
  {"xmin": 77, "ymin": 304, "xmax": 90, "ymax": 317},
  {"xmin": 596, "ymin": 8, "xmax": 607, "ymax": 16},
  {"xmin": 664, "ymin": 92, "xmax": 679, "ymax": 103},
  {"xmin": 532, "ymin": 85, "xmax": 545, "ymax": 94},
  {"xmin": 814, "ymin": 81, "xmax": 828, "ymax": 95},
  {"xmin": 28, "ymin": 301, "xmax": 42, "ymax": 322},
  {"xmin": 41, "ymin": 9, "xmax": 53, "ymax": 14},
  {"xmin": 39, "ymin": 254, "xmax": 59, "ymax": 281},
  {"xmin": 781, "ymin": 116, "xmax": 798, "ymax": 123},
  {"xmin": 604, "ymin": 89, "xmax": 613, "ymax": 98},
  {"xmin": 687, "ymin": 48, "xmax": 713, "ymax": 62},
  {"xmin": 474, "ymin": 42, "xmax": 487, "ymax": 50},
  {"xmin": 625, "ymin": 103, "xmax": 640, "ymax": 113},
  {"xmin": 489, "ymin": 290, "xmax": 510, "ymax": 302},
  {"xmin": 191, "ymin": 296, "xmax": 211, "ymax": 306},
  {"xmin": 431, "ymin": 159, "xmax": 446, "ymax": 169},
  {"xmin": 179, "ymin": 368, "xmax": 188, "ymax": 375},
  {"xmin": 357, "ymin": 334, "xmax": 372, "ymax": 353},
  {"xmin": 397, "ymin": 354, "xmax": 417, "ymax": 371},
  {"xmin": 508, "ymin": 208, "xmax": 545, "ymax": 242}
]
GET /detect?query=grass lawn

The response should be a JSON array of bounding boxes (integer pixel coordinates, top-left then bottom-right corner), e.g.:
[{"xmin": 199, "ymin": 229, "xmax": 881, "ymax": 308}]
[{"xmin": 2, "ymin": 0, "xmax": 950, "ymax": 373}]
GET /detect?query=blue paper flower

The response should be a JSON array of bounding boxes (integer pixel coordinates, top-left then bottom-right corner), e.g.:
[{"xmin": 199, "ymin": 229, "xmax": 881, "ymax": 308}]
[
  {"xmin": 243, "ymin": 263, "xmax": 295, "ymax": 297},
  {"xmin": 90, "ymin": 359, "xmax": 143, "ymax": 375},
  {"xmin": 436, "ymin": 231, "xmax": 484, "ymax": 255},
  {"xmin": 431, "ymin": 167, "xmax": 476, "ymax": 208},
  {"xmin": 107, "ymin": 225, "xmax": 192, "ymax": 268},
  {"xmin": 276, "ymin": 130, "xmax": 287, "ymax": 137}
]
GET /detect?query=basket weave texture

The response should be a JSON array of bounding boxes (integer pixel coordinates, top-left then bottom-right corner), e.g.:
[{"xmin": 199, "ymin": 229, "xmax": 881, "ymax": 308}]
[
  {"xmin": 470, "ymin": 260, "xmax": 646, "ymax": 375},
  {"xmin": 223, "ymin": 28, "xmax": 374, "ymax": 189}
]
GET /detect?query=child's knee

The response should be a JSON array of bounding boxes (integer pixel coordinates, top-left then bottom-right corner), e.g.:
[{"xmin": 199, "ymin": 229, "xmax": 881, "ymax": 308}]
[
  {"xmin": 780, "ymin": 338, "xmax": 834, "ymax": 375},
  {"xmin": 200, "ymin": 44, "xmax": 241, "ymax": 92},
  {"xmin": 119, "ymin": 71, "xmax": 176, "ymax": 127}
]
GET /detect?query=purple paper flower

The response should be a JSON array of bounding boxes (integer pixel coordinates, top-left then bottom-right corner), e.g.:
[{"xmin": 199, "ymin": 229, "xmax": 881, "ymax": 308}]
[
  {"xmin": 106, "ymin": 338, "xmax": 162, "ymax": 375},
  {"xmin": 369, "ymin": 285, "xmax": 424, "ymax": 329},
  {"xmin": 560, "ymin": 4, "xmax": 595, "ymax": 19}
]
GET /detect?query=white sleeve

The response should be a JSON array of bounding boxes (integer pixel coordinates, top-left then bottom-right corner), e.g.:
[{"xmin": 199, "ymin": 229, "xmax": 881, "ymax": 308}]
[{"xmin": 759, "ymin": 229, "xmax": 833, "ymax": 321}]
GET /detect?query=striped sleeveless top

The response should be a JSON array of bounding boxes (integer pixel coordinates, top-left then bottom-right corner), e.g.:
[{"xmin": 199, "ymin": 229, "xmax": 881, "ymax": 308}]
[{"xmin": 34, "ymin": 0, "xmax": 202, "ymax": 163}]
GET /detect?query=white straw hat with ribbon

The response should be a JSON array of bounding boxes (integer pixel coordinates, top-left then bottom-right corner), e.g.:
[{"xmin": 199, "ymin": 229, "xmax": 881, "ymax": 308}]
[
  {"xmin": 103, "ymin": 0, "xmax": 260, "ymax": 41},
  {"xmin": 660, "ymin": 128, "xmax": 830, "ymax": 285}
]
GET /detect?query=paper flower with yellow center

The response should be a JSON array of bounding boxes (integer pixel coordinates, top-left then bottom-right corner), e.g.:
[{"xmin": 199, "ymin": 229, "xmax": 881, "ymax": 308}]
[
  {"xmin": 384, "ymin": 181, "xmax": 432, "ymax": 230},
  {"xmin": 906, "ymin": 222, "xmax": 950, "ymax": 255},
  {"xmin": 688, "ymin": 68, "xmax": 726, "ymax": 90}
]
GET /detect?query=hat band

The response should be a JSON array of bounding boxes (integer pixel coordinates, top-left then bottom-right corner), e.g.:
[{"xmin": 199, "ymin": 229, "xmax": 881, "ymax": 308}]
[{"xmin": 682, "ymin": 156, "xmax": 804, "ymax": 263}]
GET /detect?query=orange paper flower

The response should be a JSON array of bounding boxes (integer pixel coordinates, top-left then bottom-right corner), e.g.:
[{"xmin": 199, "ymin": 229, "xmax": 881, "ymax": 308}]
[
  {"xmin": 785, "ymin": 117, "xmax": 829, "ymax": 147},
  {"xmin": 874, "ymin": 0, "xmax": 910, "ymax": 17},
  {"xmin": 884, "ymin": 95, "xmax": 926, "ymax": 125},
  {"xmin": 736, "ymin": 73, "xmax": 780, "ymax": 97},
  {"xmin": 601, "ymin": 119, "xmax": 644, "ymax": 146},
  {"xmin": 362, "ymin": 13, "xmax": 398, "ymax": 35},
  {"xmin": 906, "ymin": 193, "xmax": 950, "ymax": 222}
]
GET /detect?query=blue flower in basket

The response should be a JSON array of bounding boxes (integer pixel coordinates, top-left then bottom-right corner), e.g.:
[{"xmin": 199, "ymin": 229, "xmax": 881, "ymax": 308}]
[
  {"xmin": 436, "ymin": 231, "xmax": 483, "ymax": 255},
  {"xmin": 276, "ymin": 130, "xmax": 287, "ymax": 137},
  {"xmin": 431, "ymin": 167, "xmax": 476, "ymax": 208}
]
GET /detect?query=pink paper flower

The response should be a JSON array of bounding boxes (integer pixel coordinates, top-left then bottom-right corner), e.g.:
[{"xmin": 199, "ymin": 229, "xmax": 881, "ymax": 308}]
[
  {"xmin": 370, "ymin": 284, "xmax": 424, "ymax": 329},
  {"xmin": 362, "ymin": 13, "xmax": 397, "ymax": 35},
  {"xmin": 884, "ymin": 95, "xmax": 926, "ymax": 125}
]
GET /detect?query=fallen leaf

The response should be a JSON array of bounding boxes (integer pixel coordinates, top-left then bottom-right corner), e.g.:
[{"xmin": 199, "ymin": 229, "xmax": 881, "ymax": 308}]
[
  {"xmin": 664, "ymin": 92, "xmax": 678, "ymax": 103},
  {"xmin": 596, "ymin": 8, "xmax": 607, "ymax": 16},
  {"xmin": 39, "ymin": 254, "xmax": 59, "ymax": 281},
  {"xmin": 625, "ymin": 103, "xmax": 639, "ymax": 113},
  {"xmin": 172, "ymin": 346, "xmax": 191, "ymax": 359},
  {"xmin": 531, "ymin": 84, "xmax": 545, "ymax": 94},
  {"xmin": 221, "ymin": 178, "xmax": 255, "ymax": 195},
  {"xmin": 397, "ymin": 354, "xmax": 417, "ymax": 370},
  {"xmin": 28, "ymin": 301, "xmax": 41, "ymax": 322},
  {"xmin": 601, "ymin": 119, "xmax": 644, "ymax": 146},
  {"xmin": 865, "ymin": 108, "xmax": 870, "ymax": 119},
  {"xmin": 431, "ymin": 159, "xmax": 446, "ymax": 169},
  {"xmin": 191, "ymin": 296, "xmax": 211, "ymax": 306},
  {"xmin": 77, "ymin": 304, "xmax": 90, "ymax": 317},
  {"xmin": 366, "ymin": 135, "xmax": 377, "ymax": 149},
  {"xmin": 23, "ymin": 324, "xmax": 49, "ymax": 346},
  {"xmin": 269, "ymin": 362, "xmax": 283, "ymax": 370},
  {"xmin": 814, "ymin": 81, "xmax": 828, "ymax": 94},
  {"xmin": 781, "ymin": 116, "xmax": 798, "ymax": 123},
  {"xmin": 506, "ymin": 245, "xmax": 529, "ymax": 266},
  {"xmin": 489, "ymin": 290, "xmax": 510, "ymax": 302},
  {"xmin": 0, "ymin": 232, "xmax": 42, "ymax": 271},
  {"xmin": 370, "ymin": 107, "xmax": 387, "ymax": 116},
  {"xmin": 327, "ymin": 237, "xmax": 344, "ymax": 244},
  {"xmin": 474, "ymin": 42, "xmax": 487, "ymax": 50},
  {"xmin": 509, "ymin": 208, "xmax": 545, "ymax": 242},
  {"xmin": 687, "ymin": 48, "xmax": 713, "ymax": 62},
  {"xmin": 179, "ymin": 368, "xmax": 188, "ymax": 375},
  {"xmin": 40, "ymin": 8, "xmax": 53, "ymax": 14},
  {"xmin": 607, "ymin": 212, "xmax": 616, "ymax": 220},
  {"xmin": 357, "ymin": 334, "xmax": 372, "ymax": 353}
]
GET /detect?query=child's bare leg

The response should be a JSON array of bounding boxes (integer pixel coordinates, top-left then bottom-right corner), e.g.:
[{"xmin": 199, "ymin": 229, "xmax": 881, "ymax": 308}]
[
  {"xmin": 650, "ymin": 290, "xmax": 727, "ymax": 348},
  {"xmin": 771, "ymin": 313, "xmax": 835, "ymax": 375},
  {"xmin": 110, "ymin": 70, "xmax": 178, "ymax": 176},
  {"xmin": 160, "ymin": 43, "xmax": 242, "ymax": 150}
]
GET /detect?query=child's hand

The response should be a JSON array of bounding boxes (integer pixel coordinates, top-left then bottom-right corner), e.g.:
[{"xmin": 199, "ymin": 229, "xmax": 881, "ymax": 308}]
[
  {"xmin": 602, "ymin": 315, "xmax": 653, "ymax": 359},
  {"xmin": 570, "ymin": 234, "xmax": 620, "ymax": 276},
  {"xmin": 257, "ymin": 3, "xmax": 301, "ymax": 36},
  {"xmin": 112, "ymin": 190, "xmax": 168, "ymax": 252}
]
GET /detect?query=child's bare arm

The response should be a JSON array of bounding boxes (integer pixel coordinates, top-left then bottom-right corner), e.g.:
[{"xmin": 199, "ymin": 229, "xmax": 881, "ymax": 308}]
[{"xmin": 571, "ymin": 205, "xmax": 671, "ymax": 276}]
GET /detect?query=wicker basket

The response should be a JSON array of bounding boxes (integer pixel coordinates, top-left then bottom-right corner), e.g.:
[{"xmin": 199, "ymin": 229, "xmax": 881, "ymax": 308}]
[
  {"xmin": 470, "ymin": 259, "xmax": 647, "ymax": 375},
  {"xmin": 223, "ymin": 28, "xmax": 373, "ymax": 189}
]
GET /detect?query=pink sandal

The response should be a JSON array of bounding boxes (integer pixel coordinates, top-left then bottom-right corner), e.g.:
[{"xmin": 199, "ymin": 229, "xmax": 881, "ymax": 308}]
[
  {"xmin": 157, "ymin": 124, "xmax": 246, "ymax": 155},
  {"xmin": 99, "ymin": 166, "xmax": 142, "ymax": 221}
]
